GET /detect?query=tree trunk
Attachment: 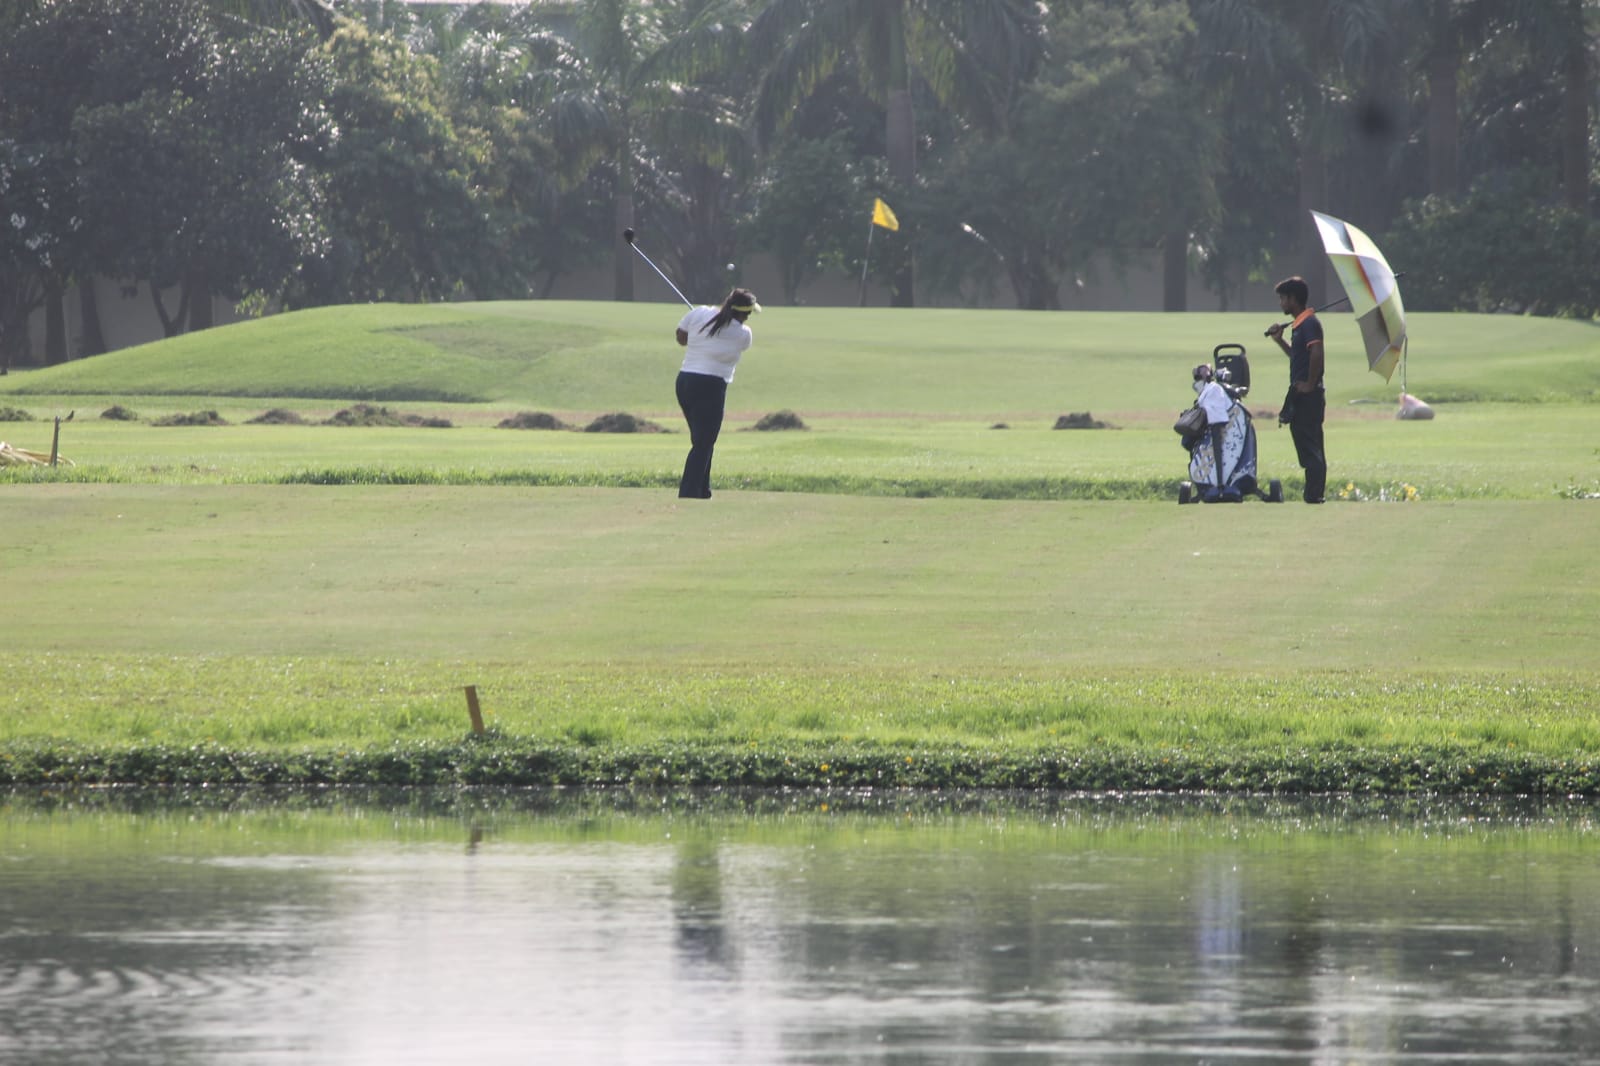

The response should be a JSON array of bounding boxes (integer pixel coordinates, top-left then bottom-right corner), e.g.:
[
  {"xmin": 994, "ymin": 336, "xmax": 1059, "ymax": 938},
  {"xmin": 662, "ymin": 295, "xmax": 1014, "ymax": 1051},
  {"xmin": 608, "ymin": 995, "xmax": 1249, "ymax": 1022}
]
[
  {"xmin": 77, "ymin": 277, "xmax": 108, "ymax": 356},
  {"xmin": 152, "ymin": 281, "xmax": 189, "ymax": 339},
  {"xmin": 1162, "ymin": 229, "xmax": 1187, "ymax": 312},
  {"xmin": 1426, "ymin": 3, "xmax": 1460, "ymax": 200},
  {"xmin": 614, "ymin": 139, "xmax": 635, "ymax": 302},
  {"xmin": 1297, "ymin": 147, "xmax": 1328, "ymax": 304},
  {"xmin": 44, "ymin": 278, "xmax": 68, "ymax": 365},
  {"xmin": 1019, "ymin": 271, "xmax": 1059, "ymax": 311},
  {"xmin": 0, "ymin": 274, "xmax": 42, "ymax": 372},
  {"xmin": 186, "ymin": 267, "xmax": 214, "ymax": 332},
  {"xmin": 1561, "ymin": 0, "xmax": 1590, "ymax": 215},
  {"xmin": 884, "ymin": 4, "xmax": 915, "ymax": 308}
]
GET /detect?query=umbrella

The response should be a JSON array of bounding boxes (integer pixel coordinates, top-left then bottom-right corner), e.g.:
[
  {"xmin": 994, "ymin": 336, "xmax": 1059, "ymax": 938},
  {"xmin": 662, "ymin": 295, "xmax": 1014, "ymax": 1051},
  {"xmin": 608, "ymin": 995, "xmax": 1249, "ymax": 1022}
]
[{"xmin": 1310, "ymin": 210, "xmax": 1406, "ymax": 382}]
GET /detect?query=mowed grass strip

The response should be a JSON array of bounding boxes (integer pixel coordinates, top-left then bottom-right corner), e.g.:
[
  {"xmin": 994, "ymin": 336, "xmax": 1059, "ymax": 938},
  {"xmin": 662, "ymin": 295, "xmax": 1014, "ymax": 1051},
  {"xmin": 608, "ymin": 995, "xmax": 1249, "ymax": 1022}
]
[
  {"xmin": 1, "ymin": 487, "xmax": 1595, "ymax": 779},
  {"xmin": 2, "ymin": 404, "xmax": 1595, "ymax": 501}
]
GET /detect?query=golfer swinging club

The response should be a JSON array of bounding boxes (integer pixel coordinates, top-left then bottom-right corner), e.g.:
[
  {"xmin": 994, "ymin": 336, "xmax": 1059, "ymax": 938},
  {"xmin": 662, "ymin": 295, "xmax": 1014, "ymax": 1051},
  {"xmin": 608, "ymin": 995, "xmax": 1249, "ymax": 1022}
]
[{"xmin": 674, "ymin": 287, "xmax": 760, "ymax": 499}]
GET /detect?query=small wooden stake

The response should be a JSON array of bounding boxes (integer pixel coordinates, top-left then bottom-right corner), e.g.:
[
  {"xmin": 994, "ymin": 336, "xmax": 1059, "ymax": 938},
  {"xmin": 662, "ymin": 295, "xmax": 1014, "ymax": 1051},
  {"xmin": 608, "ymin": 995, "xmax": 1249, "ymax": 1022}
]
[
  {"xmin": 464, "ymin": 685, "xmax": 485, "ymax": 735},
  {"xmin": 49, "ymin": 416, "xmax": 60, "ymax": 467}
]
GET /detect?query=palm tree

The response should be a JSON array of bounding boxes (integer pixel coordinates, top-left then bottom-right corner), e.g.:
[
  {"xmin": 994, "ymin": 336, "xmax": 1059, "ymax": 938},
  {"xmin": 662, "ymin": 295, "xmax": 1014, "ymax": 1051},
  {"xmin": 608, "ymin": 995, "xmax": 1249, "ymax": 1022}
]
[
  {"xmin": 1425, "ymin": 0, "xmax": 1593, "ymax": 213},
  {"xmin": 1218, "ymin": 0, "xmax": 1403, "ymax": 301},
  {"xmin": 206, "ymin": 0, "xmax": 335, "ymax": 36},
  {"xmin": 747, "ymin": 0, "xmax": 1044, "ymax": 306},
  {"xmin": 511, "ymin": 0, "xmax": 754, "ymax": 302},
  {"xmin": 1495, "ymin": 0, "xmax": 1593, "ymax": 215}
]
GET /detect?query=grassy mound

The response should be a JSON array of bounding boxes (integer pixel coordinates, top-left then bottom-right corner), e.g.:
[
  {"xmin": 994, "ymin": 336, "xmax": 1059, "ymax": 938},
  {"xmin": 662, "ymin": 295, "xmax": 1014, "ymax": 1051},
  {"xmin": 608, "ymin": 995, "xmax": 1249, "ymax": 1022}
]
[
  {"xmin": 324, "ymin": 403, "xmax": 451, "ymax": 428},
  {"xmin": 583, "ymin": 411, "xmax": 663, "ymax": 433},
  {"xmin": 4, "ymin": 303, "xmax": 1597, "ymax": 411},
  {"xmin": 498, "ymin": 410, "xmax": 569, "ymax": 430},
  {"xmin": 152, "ymin": 409, "xmax": 229, "ymax": 426},
  {"xmin": 751, "ymin": 409, "xmax": 809, "ymax": 430}
]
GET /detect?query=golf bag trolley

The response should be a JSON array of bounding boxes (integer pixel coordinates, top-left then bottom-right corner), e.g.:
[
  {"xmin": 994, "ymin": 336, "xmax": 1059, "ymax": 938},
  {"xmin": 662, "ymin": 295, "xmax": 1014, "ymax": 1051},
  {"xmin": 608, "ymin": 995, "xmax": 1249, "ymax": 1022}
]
[{"xmin": 1176, "ymin": 344, "xmax": 1284, "ymax": 505}]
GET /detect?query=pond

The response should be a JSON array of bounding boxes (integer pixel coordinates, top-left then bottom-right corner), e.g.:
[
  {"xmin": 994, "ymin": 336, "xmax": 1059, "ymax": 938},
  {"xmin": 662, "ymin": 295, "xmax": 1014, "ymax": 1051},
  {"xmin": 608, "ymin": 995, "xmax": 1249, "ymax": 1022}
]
[{"xmin": 2, "ymin": 789, "xmax": 1597, "ymax": 1064}]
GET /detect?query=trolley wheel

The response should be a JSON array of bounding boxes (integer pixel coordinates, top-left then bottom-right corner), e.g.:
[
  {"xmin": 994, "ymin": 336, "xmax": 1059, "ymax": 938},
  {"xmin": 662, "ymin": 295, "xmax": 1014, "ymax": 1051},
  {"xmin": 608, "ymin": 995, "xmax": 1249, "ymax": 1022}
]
[
  {"xmin": 1267, "ymin": 479, "xmax": 1284, "ymax": 503},
  {"xmin": 1178, "ymin": 481, "xmax": 1195, "ymax": 505}
]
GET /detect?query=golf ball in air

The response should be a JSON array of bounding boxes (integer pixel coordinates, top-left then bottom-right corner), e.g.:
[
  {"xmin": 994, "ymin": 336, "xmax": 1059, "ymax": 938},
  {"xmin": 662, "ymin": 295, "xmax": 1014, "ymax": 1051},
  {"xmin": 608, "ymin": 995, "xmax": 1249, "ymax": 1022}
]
[{"xmin": 726, "ymin": 263, "xmax": 736, "ymax": 271}]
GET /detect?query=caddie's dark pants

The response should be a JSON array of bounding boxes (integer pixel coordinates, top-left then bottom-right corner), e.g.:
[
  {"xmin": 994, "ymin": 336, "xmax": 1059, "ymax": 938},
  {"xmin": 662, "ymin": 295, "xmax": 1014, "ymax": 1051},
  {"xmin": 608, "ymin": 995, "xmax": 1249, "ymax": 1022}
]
[
  {"xmin": 1288, "ymin": 388, "xmax": 1326, "ymax": 502},
  {"xmin": 676, "ymin": 370, "xmax": 726, "ymax": 499}
]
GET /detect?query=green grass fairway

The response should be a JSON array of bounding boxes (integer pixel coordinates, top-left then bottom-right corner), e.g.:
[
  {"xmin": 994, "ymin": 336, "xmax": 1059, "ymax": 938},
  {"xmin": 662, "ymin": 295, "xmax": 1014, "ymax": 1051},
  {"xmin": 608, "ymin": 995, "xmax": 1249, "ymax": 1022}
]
[
  {"xmin": 1, "ymin": 302, "xmax": 1597, "ymax": 791},
  {"xmin": 6, "ymin": 486, "xmax": 1595, "ymax": 670},
  {"xmin": 2, "ymin": 486, "xmax": 1595, "ymax": 770}
]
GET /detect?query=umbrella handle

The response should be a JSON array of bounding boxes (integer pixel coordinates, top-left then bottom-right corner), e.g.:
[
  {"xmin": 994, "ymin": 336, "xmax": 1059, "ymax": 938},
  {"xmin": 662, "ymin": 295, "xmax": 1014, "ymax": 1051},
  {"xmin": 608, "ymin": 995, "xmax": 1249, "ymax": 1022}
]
[
  {"xmin": 1262, "ymin": 271, "xmax": 1404, "ymax": 336},
  {"xmin": 1262, "ymin": 294, "xmax": 1353, "ymax": 336}
]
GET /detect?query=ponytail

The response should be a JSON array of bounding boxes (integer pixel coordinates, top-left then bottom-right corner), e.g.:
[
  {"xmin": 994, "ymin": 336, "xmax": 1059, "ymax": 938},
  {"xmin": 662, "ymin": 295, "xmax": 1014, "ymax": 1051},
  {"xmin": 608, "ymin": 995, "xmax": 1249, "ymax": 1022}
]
[{"xmin": 700, "ymin": 288, "xmax": 760, "ymax": 337}]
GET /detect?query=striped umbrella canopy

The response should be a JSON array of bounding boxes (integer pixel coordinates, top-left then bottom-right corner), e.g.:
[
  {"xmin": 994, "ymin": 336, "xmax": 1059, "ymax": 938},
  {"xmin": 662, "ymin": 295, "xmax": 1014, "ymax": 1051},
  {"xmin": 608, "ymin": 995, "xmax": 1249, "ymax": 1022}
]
[{"xmin": 1311, "ymin": 211, "xmax": 1406, "ymax": 382}]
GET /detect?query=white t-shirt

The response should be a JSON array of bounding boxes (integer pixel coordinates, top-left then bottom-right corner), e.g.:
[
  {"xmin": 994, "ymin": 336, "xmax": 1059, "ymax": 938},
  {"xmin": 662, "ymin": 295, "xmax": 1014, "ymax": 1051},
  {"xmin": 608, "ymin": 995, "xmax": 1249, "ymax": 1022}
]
[
  {"xmin": 1194, "ymin": 380, "xmax": 1233, "ymax": 426},
  {"xmin": 678, "ymin": 306, "xmax": 753, "ymax": 382}
]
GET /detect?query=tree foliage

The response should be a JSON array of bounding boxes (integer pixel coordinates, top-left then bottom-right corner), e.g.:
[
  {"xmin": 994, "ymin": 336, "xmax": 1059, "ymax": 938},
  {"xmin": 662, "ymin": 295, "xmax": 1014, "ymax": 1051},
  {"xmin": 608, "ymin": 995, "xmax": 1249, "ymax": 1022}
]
[
  {"xmin": 74, "ymin": 9, "xmax": 333, "ymax": 332},
  {"xmin": 2, "ymin": 0, "xmax": 1597, "ymax": 368},
  {"xmin": 1388, "ymin": 170, "xmax": 1600, "ymax": 317}
]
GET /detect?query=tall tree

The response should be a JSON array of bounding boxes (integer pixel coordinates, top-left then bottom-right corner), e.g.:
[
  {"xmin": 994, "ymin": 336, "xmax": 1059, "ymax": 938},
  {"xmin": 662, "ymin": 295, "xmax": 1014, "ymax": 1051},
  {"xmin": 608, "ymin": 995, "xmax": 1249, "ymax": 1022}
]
[
  {"xmin": 912, "ymin": 0, "xmax": 1216, "ymax": 310},
  {"xmin": 302, "ymin": 21, "xmax": 482, "ymax": 304},
  {"xmin": 747, "ymin": 0, "xmax": 1045, "ymax": 306},
  {"xmin": 73, "ymin": 5, "xmax": 331, "ymax": 334},
  {"xmin": 431, "ymin": 6, "xmax": 599, "ymax": 299},
  {"xmin": 1182, "ymin": 0, "xmax": 1300, "ymax": 309},
  {"xmin": 1, "ymin": 0, "xmax": 214, "ymax": 360},
  {"xmin": 1556, "ymin": 0, "xmax": 1592, "ymax": 214},
  {"xmin": 747, "ymin": 131, "xmax": 877, "ymax": 305},
  {"xmin": 205, "ymin": 0, "xmax": 336, "ymax": 35},
  {"xmin": 1232, "ymin": 0, "xmax": 1403, "ymax": 301},
  {"xmin": 507, "ymin": 0, "xmax": 754, "ymax": 302},
  {"xmin": 1421, "ymin": 0, "xmax": 1465, "ymax": 200}
]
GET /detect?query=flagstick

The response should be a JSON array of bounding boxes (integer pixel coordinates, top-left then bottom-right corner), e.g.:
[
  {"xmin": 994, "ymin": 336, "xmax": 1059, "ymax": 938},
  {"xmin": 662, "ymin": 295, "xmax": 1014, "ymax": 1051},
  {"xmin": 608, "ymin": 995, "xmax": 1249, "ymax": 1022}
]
[{"xmin": 858, "ymin": 222, "xmax": 875, "ymax": 307}]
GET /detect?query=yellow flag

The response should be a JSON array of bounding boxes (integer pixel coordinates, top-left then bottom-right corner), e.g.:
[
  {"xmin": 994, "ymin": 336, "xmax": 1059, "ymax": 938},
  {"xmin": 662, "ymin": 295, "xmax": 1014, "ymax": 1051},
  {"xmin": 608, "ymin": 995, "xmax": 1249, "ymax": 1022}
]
[{"xmin": 871, "ymin": 197, "xmax": 899, "ymax": 231}]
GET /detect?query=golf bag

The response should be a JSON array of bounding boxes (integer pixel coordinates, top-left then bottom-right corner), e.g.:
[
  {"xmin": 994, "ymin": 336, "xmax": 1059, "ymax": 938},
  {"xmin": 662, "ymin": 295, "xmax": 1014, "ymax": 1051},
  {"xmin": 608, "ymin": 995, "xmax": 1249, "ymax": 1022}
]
[{"xmin": 1178, "ymin": 344, "xmax": 1283, "ymax": 504}]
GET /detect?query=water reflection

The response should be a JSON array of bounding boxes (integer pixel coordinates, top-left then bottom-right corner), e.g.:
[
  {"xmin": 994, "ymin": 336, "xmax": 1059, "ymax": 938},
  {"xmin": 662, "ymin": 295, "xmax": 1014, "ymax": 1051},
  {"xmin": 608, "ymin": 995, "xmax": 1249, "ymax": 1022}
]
[{"xmin": 1, "ymin": 790, "xmax": 1597, "ymax": 1064}]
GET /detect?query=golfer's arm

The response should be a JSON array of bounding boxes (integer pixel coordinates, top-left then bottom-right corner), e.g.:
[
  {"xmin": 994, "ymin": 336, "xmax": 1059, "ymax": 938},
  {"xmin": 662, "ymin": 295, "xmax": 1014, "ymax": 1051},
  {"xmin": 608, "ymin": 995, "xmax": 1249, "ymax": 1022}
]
[{"xmin": 676, "ymin": 329, "xmax": 688, "ymax": 346}]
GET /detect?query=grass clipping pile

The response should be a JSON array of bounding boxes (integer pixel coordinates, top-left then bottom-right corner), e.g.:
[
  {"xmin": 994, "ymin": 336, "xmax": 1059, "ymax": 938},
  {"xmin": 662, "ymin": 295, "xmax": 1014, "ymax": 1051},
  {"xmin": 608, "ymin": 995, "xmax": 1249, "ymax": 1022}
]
[{"xmin": 0, "ymin": 441, "xmax": 73, "ymax": 466}]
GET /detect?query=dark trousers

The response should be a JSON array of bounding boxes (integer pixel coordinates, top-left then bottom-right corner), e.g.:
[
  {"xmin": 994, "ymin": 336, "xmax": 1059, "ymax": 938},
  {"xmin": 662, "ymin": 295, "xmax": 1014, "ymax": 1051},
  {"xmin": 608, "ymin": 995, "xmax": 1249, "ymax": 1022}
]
[
  {"xmin": 1288, "ymin": 389, "xmax": 1327, "ymax": 502},
  {"xmin": 676, "ymin": 371, "xmax": 726, "ymax": 499}
]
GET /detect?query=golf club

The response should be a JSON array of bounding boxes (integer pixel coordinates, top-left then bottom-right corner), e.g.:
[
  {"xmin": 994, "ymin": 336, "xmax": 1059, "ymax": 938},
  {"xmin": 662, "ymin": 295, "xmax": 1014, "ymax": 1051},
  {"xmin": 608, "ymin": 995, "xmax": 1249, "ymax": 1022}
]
[
  {"xmin": 622, "ymin": 228, "xmax": 693, "ymax": 308},
  {"xmin": 1264, "ymin": 272, "xmax": 1404, "ymax": 336}
]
